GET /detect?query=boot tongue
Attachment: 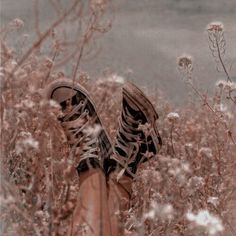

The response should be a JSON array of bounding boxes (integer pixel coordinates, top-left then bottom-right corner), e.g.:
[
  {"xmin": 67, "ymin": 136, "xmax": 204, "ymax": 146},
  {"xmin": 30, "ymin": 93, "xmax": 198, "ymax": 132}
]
[{"xmin": 124, "ymin": 97, "xmax": 139, "ymax": 113}]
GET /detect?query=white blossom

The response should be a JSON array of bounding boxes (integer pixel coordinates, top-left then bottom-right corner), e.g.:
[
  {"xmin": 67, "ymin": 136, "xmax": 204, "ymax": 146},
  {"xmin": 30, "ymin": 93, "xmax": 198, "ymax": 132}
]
[
  {"xmin": 15, "ymin": 132, "xmax": 39, "ymax": 154},
  {"xmin": 167, "ymin": 112, "xmax": 180, "ymax": 122},
  {"xmin": 186, "ymin": 210, "xmax": 224, "ymax": 235},
  {"xmin": 10, "ymin": 18, "xmax": 24, "ymax": 29},
  {"xmin": 185, "ymin": 143, "xmax": 193, "ymax": 148},
  {"xmin": 207, "ymin": 22, "xmax": 224, "ymax": 32},
  {"xmin": 187, "ymin": 176, "xmax": 205, "ymax": 189},
  {"xmin": 107, "ymin": 74, "xmax": 125, "ymax": 84},
  {"xmin": 15, "ymin": 99, "xmax": 35, "ymax": 109},
  {"xmin": 199, "ymin": 147, "xmax": 213, "ymax": 158},
  {"xmin": 144, "ymin": 201, "xmax": 174, "ymax": 220},
  {"xmin": 207, "ymin": 197, "xmax": 219, "ymax": 207},
  {"xmin": 215, "ymin": 80, "xmax": 236, "ymax": 91},
  {"xmin": 49, "ymin": 99, "xmax": 61, "ymax": 109},
  {"xmin": 216, "ymin": 80, "xmax": 227, "ymax": 89}
]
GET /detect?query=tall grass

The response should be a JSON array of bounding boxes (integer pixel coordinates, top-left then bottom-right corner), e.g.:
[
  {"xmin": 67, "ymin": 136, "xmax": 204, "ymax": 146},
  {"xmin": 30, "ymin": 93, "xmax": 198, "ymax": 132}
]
[{"xmin": 1, "ymin": 1, "xmax": 236, "ymax": 235}]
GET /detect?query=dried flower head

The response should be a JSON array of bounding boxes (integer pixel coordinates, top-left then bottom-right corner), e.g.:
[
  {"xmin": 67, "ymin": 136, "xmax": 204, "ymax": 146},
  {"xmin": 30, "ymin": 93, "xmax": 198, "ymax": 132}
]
[
  {"xmin": 199, "ymin": 147, "xmax": 213, "ymax": 158},
  {"xmin": 44, "ymin": 57, "xmax": 53, "ymax": 69},
  {"xmin": 15, "ymin": 132, "xmax": 39, "ymax": 154},
  {"xmin": 177, "ymin": 55, "xmax": 193, "ymax": 71},
  {"xmin": 10, "ymin": 18, "xmax": 24, "ymax": 29},
  {"xmin": 216, "ymin": 80, "xmax": 227, "ymax": 89},
  {"xmin": 186, "ymin": 210, "xmax": 224, "ymax": 235},
  {"xmin": 207, "ymin": 197, "xmax": 219, "ymax": 207},
  {"xmin": 167, "ymin": 112, "xmax": 180, "ymax": 123},
  {"xmin": 107, "ymin": 74, "xmax": 125, "ymax": 84},
  {"xmin": 90, "ymin": 0, "xmax": 107, "ymax": 11},
  {"xmin": 143, "ymin": 201, "xmax": 174, "ymax": 220},
  {"xmin": 207, "ymin": 22, "xmax": 224, "ymax": 32}
]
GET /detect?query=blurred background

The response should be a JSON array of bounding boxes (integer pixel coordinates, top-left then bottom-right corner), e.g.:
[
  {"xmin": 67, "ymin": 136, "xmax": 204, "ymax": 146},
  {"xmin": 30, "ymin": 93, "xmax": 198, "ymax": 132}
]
[{"xmin": 1, "ymin": 0, "xmax": 236, "ymax": 105}]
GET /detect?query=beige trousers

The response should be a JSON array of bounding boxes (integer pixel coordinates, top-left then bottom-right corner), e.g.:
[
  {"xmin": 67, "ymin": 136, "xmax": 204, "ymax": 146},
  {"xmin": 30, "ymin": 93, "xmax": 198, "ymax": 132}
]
[{"xmin": 71, "ymin": 168, "xmax": 132, "ymax": 236}]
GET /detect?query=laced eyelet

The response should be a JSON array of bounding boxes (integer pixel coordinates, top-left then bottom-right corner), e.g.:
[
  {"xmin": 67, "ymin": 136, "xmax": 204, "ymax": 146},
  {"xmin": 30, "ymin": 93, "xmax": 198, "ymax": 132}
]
[
  {"xmin": 80, "ymin": 100, "xmax": 84, "ymax": 105},
  {"xmin": 84, "ymin": 109, "xmax": 89, "ymax": 114},
  {"xmin": 138, "ymin": 119, "xmax": 143, "ymax": 124}
]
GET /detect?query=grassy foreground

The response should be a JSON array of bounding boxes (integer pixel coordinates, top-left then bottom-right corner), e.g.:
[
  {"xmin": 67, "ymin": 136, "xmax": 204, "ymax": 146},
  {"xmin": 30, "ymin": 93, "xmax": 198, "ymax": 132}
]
[{"xmin": 1, "ymin": 2, "xmax": 236, "ymax": 235}]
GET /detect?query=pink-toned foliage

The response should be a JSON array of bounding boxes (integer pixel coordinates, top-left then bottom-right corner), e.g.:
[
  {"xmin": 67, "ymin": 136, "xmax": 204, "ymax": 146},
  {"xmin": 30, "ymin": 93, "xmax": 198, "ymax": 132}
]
[{"xmin": 1, "ymin": 2, "xmax": 236, "ymax": 235}]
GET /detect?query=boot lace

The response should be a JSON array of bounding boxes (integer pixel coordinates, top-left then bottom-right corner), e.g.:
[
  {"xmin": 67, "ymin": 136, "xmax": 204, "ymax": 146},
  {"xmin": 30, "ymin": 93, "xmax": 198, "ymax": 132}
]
[
  {"xmin": 60, "ymin": 99, "xmax": 101, "ymax": 165},
  {"xmin": 112, "ymin": 106, "xmax": 147, "ymax": 176}
]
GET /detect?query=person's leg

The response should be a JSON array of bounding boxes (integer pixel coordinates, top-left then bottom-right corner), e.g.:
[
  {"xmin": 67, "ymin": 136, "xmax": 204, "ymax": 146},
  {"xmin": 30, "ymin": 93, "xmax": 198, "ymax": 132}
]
[
  {"xmin": 108, "ymin": 172, "xmax": 132, "ymax": 236},
  {"xmin": 45, "ymin": 79, "xmax": 113, "ymax": 236},
  {"xmin": 71, "ymin": 168, "xmax": 112, "ymax": 236},
  {"xmin": 107, "ymin": 81, "xmax": 162, "ymax": 235}
]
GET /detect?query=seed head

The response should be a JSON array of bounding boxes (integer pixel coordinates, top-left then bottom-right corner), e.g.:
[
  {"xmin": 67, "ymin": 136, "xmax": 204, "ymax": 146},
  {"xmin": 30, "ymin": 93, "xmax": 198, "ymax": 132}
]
[
  {"xmin": 207, "ymin": 22, "xmax": 224, "ymax": 32},
  {"xmin": 167, "ymin": 112, "xmax": 180, "ymax": 123},
  {"xmin": 199, "ymin": 147, "xmax": 213, "ymax": 158},
  {"xmin": 215, "ymin": 80, "xmax": 226, "ymax": 89},
  {"xmin": 90, "ymin": 0, "xmax": 107, "ymax": 11},
  {"xmin": 10, "ymin": 18, "xmax": 24, "ymax": 29},
  {"xmin": 177, "ymin": 55, "xmax": 193, "ymax": 70},
  {"xmin": 186, "ymin": 210, "xmax": 224, "ymax": 235},
  {"xmin": 44, "ymin": 57, "xmax": 53, "ymax": 69}
]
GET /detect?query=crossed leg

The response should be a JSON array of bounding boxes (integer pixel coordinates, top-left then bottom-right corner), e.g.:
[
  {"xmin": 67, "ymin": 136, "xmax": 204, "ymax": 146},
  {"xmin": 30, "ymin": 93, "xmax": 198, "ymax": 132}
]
[
  {"xmin": 71, "ymin": 169, "xmax": 112, "ymax": 236},
  {"xmin": 71, "ymin": 169, "xmax": 132, "ymax": 236}
]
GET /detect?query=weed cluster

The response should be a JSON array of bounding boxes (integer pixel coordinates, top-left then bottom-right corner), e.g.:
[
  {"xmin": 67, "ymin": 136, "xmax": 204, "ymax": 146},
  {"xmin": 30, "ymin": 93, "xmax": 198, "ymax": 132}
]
[{"xmin": 1, "ymin": 2, "xmax": 236, "ymax": 236}]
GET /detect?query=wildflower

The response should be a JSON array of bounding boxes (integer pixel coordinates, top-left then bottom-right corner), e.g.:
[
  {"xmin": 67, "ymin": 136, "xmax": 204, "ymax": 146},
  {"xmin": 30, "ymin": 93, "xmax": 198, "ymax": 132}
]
[
  {"xmin": 224, "ymin": 81, "xmax": 236, "ymax": 91},
  {"xmin": 15, "ymin": 132, "xmax": 39, "ymax": 154},
  {"xmin": 207, "ymin": 197, "xmax": 219, "ymax": 207},
  {"xmin": 216, "ymin": 80, "xmax": 227, "ymax": 89},
  {"xmin": 187, "ymin": 176, "xmax": 205, "ymax": 189},
  {"xmin": 181, "ymin": 162, "xmax": 190, "ymax": 172},
  {"xmin": 177, "ymin": 55, "xmax": 193, "ymax": 71},
  {"xmin": 10, "ymin": 18, "xmax": 24, "ymax": 29},
  {"xmin": 167, "ymin": 112, "xmax": 180, "ymax": 122},
  {"xmin": 199, "ymin": 147, "xmax": 213, "ymax": 158},
  {"xmin": 216, "ymin": 80, "xmax": 236, "ymax": 91},
  {"xmin": 184, "ymin": 143, "xmax": 194, "ymax": 153},
  {"xmin": 49, "ymin": 100, "xmax": 60, "ymax": 109},
  {"xmin": 186, "ymin": 210, "xmax": 224, "ymax": 235},
  {"xmin": 91, "ymin": 0, "xmax": 106, "ymax": 11},
  {"xmin": 185, "ymin": 143, "xmax": 193, "ymax": 148},
  {"xmin": 207, "ymin": 22, "xmax": 224, "ymax": 32},
  {"xmin": 107, "ymin": 74, "xmax": 125, "ymax": 84},
  {"xmin": 15, "ymin": 99, "xmax": 35, "ymax": 109},
  {"xmin": 44, "ymin": 57, "xmax": 53, "ymax": 69},
  {"xmin": 57, "ymin": 71, "xmax": 65, "ymax": 78},
  {"xmin": 140, "ymin": 169, "xmax": 162, "ymax": 183},
  {"xmin": 144, "ymin": 202, "xmax": 174, "ymax": 220},
  {"xmin": 214, "ymin": 103, "xmax": 227, "ymax": 112}
]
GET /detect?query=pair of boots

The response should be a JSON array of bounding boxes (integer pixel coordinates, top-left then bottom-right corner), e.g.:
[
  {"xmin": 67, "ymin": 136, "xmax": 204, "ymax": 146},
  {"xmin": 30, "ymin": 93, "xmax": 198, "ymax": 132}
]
[{"xmin": 44, "ymin": 79, "xmax": 162, "ymax": 235}]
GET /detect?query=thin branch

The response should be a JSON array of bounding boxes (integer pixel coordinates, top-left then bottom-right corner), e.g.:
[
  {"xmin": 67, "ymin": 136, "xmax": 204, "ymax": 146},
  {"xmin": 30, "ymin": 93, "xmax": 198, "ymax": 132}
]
[
  {"xmin": 9, "ymin": 0, "xmax": 81, "ymax": 77},
  {"xmin": 215, "ymin": 35, "xmax": 232, "ymax": 82}
]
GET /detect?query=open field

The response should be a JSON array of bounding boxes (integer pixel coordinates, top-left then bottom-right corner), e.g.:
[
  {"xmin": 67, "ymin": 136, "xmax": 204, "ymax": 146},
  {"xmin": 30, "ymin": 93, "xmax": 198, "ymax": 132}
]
[
  {"xmin": 1, "ymin": 1, "xmax": 236, "ymax": 235},
  {"xmin": 1, "ymin": 0, "xmax": 236, "ymax": 104}
]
